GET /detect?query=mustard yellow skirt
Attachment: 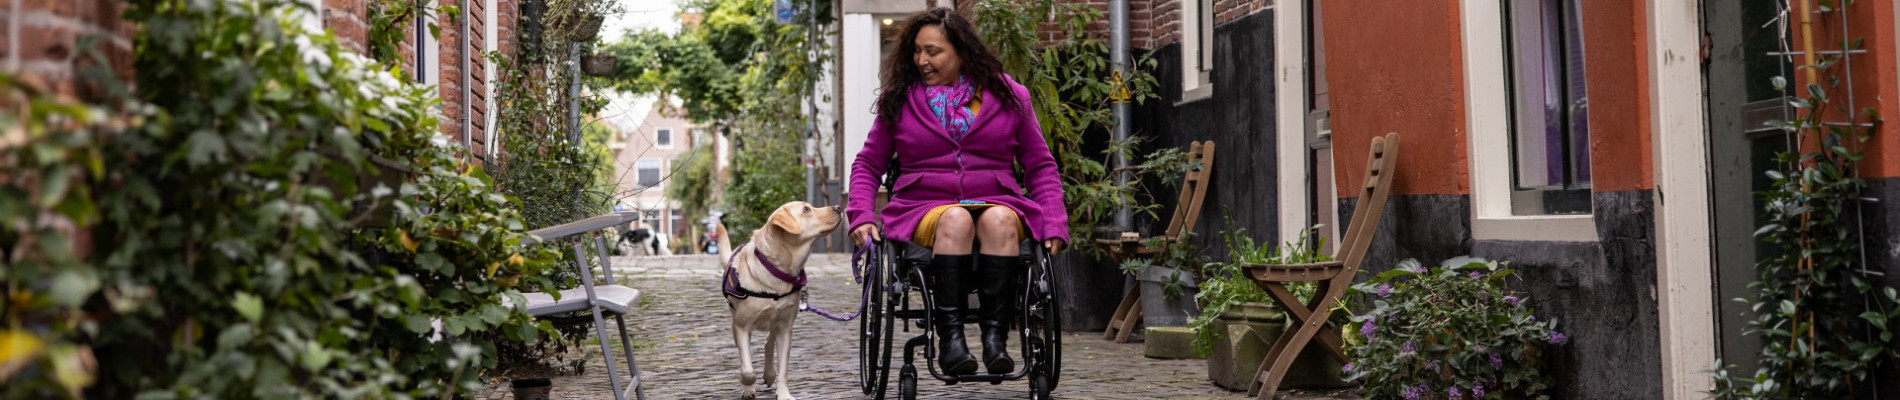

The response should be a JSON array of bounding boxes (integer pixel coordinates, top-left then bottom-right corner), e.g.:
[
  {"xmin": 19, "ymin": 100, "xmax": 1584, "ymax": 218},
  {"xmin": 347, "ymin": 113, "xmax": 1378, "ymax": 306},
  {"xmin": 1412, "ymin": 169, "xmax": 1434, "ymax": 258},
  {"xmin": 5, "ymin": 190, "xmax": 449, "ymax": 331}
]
[{"xmin": 911, "ymin": 204, "xmax": 1030, "ymax": 248}]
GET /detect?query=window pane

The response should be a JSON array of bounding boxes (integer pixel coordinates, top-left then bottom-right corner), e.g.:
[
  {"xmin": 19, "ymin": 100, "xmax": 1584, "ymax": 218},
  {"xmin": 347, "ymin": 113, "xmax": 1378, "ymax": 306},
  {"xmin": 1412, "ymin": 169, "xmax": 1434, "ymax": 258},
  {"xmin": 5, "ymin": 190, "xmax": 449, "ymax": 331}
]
[
  {"xmin": 657, "ymin": 129, "xmax": 672, "ymax": 146},
  {"xmin": 1506, "ymin": 0, "xmax": 1589, "ymax": 191},
  {"xmin": 637, "ymin": 159, "xmax": 662, "ymax": 188}
]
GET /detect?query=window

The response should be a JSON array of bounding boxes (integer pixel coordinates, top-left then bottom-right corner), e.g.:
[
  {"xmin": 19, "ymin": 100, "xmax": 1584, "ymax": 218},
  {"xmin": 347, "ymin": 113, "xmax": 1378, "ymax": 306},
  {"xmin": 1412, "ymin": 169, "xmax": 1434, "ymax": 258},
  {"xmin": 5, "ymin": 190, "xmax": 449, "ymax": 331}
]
[
  {"xmin": 1181, "ymin": 0, "xmax": 1214, "ymax": 100},
  {"xmin": 656, "ymin": 128, "xmax": 673, "ymax": 149},
  {"xmin": 1460, "ymin": 0, "xmax": 1596, "ymax": 242},
  {"xmin": 637, "ymin": 159, "xmax": 662, "ymax": 189},
  {"xmin": 1502, "ymin": 0, "xmax": 1590, "ymax": 215}
]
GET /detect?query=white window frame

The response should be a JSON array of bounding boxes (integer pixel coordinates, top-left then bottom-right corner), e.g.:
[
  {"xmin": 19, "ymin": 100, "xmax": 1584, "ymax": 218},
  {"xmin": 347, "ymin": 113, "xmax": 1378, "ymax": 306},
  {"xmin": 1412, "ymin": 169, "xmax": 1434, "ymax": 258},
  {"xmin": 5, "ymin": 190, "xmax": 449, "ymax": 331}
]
[
  {"xmin": 1180, "ymin": 0, "xmax": 1214, "ymax": 101},
  {"xmin": 1459, "ymin": 0, "xmax": 1596, "ymax": 242},
  {"xmin": 656, "ymin": 128, "xmax": 674, "ymax": 149},
  {"xmin": 419, "ymin": 6, "xmax": 440, "ymax": 90},
  {"xmin": 485, "ymin": 0, "xmax": 500, "ymax": 159}
]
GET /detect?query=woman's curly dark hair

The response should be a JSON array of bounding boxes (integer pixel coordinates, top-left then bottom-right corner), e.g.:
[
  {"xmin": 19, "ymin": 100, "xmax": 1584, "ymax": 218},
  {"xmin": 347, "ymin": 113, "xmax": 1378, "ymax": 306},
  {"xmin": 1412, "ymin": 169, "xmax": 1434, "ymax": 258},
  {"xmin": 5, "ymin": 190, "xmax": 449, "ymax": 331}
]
[{"xmin": 874, "ymin": 7, "xmax": 1022, "ymax": 125}]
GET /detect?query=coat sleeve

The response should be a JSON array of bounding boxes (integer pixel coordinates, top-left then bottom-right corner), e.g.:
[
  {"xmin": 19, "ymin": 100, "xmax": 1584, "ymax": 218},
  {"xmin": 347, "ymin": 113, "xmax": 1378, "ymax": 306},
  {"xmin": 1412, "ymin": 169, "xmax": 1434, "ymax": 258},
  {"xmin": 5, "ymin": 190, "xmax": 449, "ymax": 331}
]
[
  {"xmin": 847, "ymin": 118, "xmax": 895, "ymax": 234},
  {"xmin": 1011, "ymin": 83, "xmax": 1071, "ymax": 243}
]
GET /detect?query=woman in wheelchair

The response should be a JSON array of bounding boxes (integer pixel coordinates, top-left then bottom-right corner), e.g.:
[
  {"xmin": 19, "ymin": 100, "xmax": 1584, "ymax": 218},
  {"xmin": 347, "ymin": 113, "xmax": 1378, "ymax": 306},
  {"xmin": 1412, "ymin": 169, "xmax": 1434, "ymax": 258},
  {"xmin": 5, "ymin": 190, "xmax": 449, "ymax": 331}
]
[{"xmin": 845, "ymin": 7, "xmax": 1069, "ymax": 377}]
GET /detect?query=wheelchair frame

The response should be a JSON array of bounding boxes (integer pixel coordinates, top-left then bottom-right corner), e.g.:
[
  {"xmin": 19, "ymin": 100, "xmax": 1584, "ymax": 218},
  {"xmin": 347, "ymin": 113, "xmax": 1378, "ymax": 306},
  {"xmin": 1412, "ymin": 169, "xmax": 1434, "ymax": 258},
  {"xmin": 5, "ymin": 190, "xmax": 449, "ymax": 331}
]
[{"xmin": 858, "ymin": 238, "xmax": 1064, "ymax": 400}]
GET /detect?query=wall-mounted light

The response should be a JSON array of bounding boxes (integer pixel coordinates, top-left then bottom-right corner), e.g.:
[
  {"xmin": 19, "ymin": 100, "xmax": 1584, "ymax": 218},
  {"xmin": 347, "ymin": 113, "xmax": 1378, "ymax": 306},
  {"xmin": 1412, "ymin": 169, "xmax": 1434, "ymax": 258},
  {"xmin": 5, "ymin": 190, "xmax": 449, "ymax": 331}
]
[{"xmin": 882, "ymin": 18, "xmax": 894, "ymax": 26}]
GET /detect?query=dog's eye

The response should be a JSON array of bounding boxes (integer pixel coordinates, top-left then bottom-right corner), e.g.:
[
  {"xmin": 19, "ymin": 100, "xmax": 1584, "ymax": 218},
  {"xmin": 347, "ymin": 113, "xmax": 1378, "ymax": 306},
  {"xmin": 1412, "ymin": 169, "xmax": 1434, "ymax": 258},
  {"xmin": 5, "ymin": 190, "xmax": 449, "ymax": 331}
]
[{"xmin": 803, "ymin": 206, "xmax": 811, "ymax": 213}]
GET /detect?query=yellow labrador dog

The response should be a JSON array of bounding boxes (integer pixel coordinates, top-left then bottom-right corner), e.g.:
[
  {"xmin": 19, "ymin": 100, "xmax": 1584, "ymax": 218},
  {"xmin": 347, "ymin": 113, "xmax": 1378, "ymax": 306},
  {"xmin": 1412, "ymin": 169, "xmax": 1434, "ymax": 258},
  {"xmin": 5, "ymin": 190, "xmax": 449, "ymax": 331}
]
[{"xmin": 720, "ymin": 201, "xmax": 842, "ymax": 400}]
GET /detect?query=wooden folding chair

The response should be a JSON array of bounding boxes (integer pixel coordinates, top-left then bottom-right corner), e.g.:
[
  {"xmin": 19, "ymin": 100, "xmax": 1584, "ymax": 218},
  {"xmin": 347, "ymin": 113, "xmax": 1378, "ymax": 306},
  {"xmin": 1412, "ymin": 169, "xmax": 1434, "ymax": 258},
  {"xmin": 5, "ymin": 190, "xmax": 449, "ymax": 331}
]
[
  {"xmin": 1095, "ymin": 140, "xmax": 1216, "ymax": 342},
  {"xmin": 1242, "ymin": 133, "xmax": 1399, "ymax": 399}
]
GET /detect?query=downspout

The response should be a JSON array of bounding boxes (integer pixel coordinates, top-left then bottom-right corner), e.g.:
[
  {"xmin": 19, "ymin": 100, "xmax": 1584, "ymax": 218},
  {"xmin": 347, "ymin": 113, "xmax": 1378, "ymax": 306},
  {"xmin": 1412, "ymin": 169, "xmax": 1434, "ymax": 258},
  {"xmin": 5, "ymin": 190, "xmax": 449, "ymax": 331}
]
[
  {"xmin": 1110, "ymin": 0, "xmax": 1131, "ymax": 232},
  {"xmin": 460, "ymin": 0, "xmax": 473, "ymax": 158}
]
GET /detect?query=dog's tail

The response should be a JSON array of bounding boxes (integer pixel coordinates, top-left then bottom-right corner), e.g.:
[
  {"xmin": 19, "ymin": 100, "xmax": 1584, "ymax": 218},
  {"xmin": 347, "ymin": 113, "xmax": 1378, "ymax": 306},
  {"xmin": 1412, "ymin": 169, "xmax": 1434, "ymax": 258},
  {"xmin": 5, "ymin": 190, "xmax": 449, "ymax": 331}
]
[{"xmin": 714, "ymin": 222, "xmax": 732, "ymax": 264}]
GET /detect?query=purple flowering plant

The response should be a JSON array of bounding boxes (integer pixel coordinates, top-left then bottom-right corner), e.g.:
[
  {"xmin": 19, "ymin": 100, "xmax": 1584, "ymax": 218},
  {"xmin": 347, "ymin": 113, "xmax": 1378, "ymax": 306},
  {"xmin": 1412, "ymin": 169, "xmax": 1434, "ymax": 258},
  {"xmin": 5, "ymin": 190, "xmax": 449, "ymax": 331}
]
[{"xmin": 1345, "ymin": 257, "xmax": 1563, "ymax": 400}]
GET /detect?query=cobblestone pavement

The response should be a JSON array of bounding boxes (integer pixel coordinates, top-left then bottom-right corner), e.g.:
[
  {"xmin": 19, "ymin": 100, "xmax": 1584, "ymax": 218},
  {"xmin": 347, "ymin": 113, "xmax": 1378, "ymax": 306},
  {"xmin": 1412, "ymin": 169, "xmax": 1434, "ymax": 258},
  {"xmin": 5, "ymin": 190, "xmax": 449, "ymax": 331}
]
[{"xmin": 487, "ymin": 254, "xmax": 1360, "ymax": 400}]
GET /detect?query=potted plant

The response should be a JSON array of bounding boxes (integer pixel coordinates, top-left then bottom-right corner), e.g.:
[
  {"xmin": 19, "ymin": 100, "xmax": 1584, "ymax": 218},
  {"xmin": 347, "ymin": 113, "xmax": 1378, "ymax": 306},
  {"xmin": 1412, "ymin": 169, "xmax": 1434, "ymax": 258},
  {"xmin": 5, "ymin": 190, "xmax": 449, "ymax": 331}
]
[
  {"xmin": 1346, "ymin": 257, "xmax": 1567, "ymax": 400},
  {"xmin": 1121, "ymin": 232, "xmax": 1208, "ymax": 329},
  {"xmin": 1194, "ymin": 222, "xmax": 1353, "ymax": 390}
]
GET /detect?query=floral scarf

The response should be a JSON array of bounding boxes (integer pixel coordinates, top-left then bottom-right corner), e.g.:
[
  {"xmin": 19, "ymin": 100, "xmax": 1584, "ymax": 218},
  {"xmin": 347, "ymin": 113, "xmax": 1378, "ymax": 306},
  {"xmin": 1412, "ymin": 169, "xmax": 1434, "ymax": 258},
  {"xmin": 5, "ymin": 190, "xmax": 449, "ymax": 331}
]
[{"xmin": 924, "ymin": 75, "xmax": 977, "ymax": 141}]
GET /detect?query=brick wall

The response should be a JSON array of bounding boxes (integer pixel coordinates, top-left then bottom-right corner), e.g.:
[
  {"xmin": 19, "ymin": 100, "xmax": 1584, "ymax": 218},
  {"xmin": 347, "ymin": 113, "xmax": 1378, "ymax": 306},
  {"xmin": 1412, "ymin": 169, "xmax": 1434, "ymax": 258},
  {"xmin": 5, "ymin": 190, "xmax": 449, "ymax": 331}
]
[
  {"xmin": 324, "ymin": 0, "xmax": 369, "ymax": 54},
  {"xmin": 1, "ymin": 0, "xmax": 134, "ymax": 98},
  {"xmin": 433, "ymin": 0, "xmax": 489, "ymax": 158},
  {"xmin": 1138, "ymin": 0, "xmax": 1271, "ymax": 49}
]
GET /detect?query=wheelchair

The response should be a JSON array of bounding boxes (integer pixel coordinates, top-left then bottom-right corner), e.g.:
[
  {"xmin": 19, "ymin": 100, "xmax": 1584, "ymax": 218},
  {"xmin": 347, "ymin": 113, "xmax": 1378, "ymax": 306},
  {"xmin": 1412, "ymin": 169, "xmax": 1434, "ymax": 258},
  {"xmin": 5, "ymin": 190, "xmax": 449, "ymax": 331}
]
[{"xmin": 855, "ymin": 219, "xmax": 1064, "ymax": 399}]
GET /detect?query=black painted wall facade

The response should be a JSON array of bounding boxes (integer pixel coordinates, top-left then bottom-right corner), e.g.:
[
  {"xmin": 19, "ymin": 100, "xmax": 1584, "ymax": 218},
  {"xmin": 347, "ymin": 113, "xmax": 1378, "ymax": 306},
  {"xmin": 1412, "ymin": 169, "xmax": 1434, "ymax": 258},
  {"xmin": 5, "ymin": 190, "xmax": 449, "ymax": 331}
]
[{"xmin": 1131, "ymin": 11, "xmax": 1280, "ymax": 253}]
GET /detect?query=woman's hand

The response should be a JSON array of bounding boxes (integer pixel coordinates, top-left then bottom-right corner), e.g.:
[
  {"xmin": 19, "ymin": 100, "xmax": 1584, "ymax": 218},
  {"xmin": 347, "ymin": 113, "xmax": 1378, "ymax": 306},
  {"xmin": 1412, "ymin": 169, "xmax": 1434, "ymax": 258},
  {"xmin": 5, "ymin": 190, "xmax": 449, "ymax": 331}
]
[
  {"xmin": 851, "ymin": 224, "xmax": 882, "ymax": 245},
  {"xmin": 1043, "ymin": 238, "xmax": 1066, "ymax": 255}
]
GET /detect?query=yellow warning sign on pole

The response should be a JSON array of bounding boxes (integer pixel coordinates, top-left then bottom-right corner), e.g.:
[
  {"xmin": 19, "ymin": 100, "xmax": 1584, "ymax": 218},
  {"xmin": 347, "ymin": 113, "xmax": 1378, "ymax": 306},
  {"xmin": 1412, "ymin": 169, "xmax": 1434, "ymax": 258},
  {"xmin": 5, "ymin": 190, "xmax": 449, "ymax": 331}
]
[{"xmin": 1109, "ymin": 70, "xmax": 1131, "ymax": 103}]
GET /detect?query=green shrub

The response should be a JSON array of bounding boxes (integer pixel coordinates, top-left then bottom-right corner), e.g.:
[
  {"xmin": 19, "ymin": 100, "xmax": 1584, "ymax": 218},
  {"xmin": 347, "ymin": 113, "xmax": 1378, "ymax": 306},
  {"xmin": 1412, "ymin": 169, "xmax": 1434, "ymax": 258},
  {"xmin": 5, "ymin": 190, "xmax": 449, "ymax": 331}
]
[
  {"xmin": 2, "ymin": 1, "xmax": 557, "ymax": 397},
  {"xmin": 1347, "ymin": 257, "xmax": 1563, "ymax": 400}
]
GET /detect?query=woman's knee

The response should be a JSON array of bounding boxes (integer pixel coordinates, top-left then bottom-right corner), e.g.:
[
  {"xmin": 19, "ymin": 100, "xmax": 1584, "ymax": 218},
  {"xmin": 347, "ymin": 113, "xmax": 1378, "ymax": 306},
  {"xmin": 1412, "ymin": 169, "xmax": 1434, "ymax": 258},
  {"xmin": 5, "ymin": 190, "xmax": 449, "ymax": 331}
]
[
  {"xmin": 976, "ymin": 208, "xmax": 1020, "ymax": 239},
  {"xmin": 935, "ymin": 208, "xmax": 976, "ymax": 241}
]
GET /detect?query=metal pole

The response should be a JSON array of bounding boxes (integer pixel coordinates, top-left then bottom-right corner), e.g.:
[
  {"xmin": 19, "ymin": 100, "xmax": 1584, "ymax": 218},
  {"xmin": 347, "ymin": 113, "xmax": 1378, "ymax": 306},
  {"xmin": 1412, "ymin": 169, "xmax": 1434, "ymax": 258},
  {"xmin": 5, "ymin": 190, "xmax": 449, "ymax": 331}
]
[
  {"xmin": 1110, "ymin": 0, "xmax": 1132, "ymax": 232},
  {"xmin": 567, "ymin": 43, "xmax": 582, "ymax": 146}
]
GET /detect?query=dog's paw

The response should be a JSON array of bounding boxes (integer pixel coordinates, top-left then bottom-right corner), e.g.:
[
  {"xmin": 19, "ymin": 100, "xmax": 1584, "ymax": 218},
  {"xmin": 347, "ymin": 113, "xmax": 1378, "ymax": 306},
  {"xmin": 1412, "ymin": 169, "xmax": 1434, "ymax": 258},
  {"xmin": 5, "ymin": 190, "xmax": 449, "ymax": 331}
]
[{"xmin": 740, "ymin": 386, "xmax": 756, "ymax": 400}]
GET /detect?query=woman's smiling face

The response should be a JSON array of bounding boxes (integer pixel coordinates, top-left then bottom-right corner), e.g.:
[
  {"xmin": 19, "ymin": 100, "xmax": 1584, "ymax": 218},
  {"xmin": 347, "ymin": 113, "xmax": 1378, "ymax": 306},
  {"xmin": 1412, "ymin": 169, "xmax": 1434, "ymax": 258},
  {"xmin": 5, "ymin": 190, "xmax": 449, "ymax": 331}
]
[{"xmin": 913, "ymin": 24, "xmax": 962, "ymax": 86}]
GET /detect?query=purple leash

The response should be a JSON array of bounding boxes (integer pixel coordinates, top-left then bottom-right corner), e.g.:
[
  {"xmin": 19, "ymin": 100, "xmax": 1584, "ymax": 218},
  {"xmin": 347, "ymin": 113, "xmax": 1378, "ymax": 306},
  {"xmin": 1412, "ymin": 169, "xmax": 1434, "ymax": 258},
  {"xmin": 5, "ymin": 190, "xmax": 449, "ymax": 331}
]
[{"xmin": 801, "ymin": 239, "xmax": 877, "ymax": 321}]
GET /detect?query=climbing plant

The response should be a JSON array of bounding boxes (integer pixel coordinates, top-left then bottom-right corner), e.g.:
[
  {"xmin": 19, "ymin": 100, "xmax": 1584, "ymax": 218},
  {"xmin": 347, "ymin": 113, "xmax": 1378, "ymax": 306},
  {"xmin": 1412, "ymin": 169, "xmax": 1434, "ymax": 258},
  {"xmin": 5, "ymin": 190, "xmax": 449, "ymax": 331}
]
[{"xmin": 1711, "ymin": 1, "xmax": 1900, "ymax": 398}]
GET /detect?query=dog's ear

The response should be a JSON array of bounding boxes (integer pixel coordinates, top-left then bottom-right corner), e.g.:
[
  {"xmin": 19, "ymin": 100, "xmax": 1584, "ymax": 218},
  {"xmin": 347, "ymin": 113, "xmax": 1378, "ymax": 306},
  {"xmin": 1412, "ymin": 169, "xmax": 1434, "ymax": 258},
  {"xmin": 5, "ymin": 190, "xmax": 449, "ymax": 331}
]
[{"xmin": 769, "ymin": 209, "xmax": 804, "ymax": 235}]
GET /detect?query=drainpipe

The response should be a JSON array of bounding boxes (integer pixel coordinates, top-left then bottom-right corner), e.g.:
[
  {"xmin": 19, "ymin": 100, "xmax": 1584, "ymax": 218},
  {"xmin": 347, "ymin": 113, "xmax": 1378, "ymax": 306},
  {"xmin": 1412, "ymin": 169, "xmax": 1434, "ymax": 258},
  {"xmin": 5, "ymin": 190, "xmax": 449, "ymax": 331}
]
[
  {"xmin": 1110, "ymin": 0, "xmax": 1131, "ymax": 232},
  {"xmin": 460, "ymin": 0, "xmax": 472, "ymax": 156},
  {"xmin": 567, "ymin": 42, "xmax": 581, "ymax": 146}
]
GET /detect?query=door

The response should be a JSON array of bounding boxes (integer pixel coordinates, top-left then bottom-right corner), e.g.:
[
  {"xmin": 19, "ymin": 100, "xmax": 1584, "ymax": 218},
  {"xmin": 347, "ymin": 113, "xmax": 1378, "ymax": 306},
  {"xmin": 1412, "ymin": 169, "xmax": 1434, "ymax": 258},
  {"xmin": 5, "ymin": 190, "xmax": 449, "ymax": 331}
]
[{"xmin": 1704, "ymin": 0, "xmax": 1795, "ymax": 377}]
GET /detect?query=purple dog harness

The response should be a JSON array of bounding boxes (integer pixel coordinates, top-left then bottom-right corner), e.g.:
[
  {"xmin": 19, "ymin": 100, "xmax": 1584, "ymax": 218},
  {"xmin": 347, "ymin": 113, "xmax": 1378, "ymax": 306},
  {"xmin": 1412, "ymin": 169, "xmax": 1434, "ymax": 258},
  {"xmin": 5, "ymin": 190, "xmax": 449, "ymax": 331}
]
[{"xmin": 721, "ymin": 239, "xmax": 876, "ymax": 321}]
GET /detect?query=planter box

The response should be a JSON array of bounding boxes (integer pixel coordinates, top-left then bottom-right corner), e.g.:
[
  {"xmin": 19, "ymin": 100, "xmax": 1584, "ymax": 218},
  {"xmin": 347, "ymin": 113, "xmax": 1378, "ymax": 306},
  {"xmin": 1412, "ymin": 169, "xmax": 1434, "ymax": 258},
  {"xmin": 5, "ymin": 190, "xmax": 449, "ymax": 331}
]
[
  {"xmin": 1206, "ymin": 305, "xmax": 1352, "ymax": 391},
  {"xmin": 1136, "ymin": 265, "xmax": 1201, "ymax": 327},
  {"xmin": 1144, "ymin": 326, "xmax": 1202, "ymax": 359}
]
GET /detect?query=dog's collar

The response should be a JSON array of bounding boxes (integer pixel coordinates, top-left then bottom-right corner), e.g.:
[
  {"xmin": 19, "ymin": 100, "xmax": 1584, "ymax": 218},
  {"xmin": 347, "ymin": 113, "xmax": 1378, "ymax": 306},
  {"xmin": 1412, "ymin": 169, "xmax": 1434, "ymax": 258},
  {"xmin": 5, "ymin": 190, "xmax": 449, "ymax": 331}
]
[{"xmin": 751, "ymin": 246, "xmax": 807, "ymax": 286}]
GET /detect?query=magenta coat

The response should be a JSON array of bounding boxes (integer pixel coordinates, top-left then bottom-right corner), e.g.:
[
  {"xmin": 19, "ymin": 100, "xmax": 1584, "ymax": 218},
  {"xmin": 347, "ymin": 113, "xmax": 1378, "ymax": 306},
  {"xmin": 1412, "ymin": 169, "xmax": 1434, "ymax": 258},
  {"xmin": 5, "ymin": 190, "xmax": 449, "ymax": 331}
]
[{"xmin": 846, "ymin": 74, "xmax": 1070, "ymax": 244}]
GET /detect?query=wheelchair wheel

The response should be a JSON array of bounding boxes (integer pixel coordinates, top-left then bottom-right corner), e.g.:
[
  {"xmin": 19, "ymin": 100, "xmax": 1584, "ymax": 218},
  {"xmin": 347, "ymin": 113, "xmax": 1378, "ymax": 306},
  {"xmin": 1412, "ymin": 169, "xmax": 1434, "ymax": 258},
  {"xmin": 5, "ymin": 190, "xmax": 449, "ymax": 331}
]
[
  {"xmin": 1028, "ymin": 371, "xmax": 1051, "ymax": 400},
  {"xmin": 859, "ymin": 243, "xmax": 896, "ymax": 397},
  {"xmin": 898, "ymin": 365, "xmax": 918, "ymax": 400},
  {"xmin": 1027, "ymin": 247, "xmax": 1063, "ymax": 389}
]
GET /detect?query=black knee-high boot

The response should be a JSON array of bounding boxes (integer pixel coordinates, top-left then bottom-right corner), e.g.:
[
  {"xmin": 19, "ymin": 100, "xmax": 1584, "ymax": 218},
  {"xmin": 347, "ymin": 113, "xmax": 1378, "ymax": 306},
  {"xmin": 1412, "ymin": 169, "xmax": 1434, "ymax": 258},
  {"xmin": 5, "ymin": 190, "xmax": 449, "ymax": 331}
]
[
  {"xmin": 975, "ymin": 254, "xmax": 1021, "ymax": 374},
  {"xmin": 929, "ymin": 254, "xmax": 978, "ymax": 375}
]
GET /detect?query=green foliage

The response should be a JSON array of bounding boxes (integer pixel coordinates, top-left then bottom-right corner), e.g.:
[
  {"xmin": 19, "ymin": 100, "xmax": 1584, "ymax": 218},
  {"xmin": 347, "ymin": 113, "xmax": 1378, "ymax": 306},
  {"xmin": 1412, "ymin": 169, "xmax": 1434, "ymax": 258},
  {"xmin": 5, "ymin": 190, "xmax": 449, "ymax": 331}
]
[
  {"xmin": 666, "ymin": 143, "xmax": 718, "ymax": 236},
  {"xmin": 1710, "ymin": 5, "xmax": 1898, "ymax": 396},
  {"xmin": 3, "ymin": 1, "xmax": 558, "ymax": 398},
  {"xmin": 972, "ymin": 0, "xmax": 1176, "ymax": 253},
  {"xmin": 1187, "ymin": 219, "xmax": 1334, "ymax": 357},
  {"xmin": 1348, "ymin": 257, "xmax": 1563, "ymax": 400},
  {"xmin": 1116, "ymin": 231, "xmax": 1206, "ymax": 302}
]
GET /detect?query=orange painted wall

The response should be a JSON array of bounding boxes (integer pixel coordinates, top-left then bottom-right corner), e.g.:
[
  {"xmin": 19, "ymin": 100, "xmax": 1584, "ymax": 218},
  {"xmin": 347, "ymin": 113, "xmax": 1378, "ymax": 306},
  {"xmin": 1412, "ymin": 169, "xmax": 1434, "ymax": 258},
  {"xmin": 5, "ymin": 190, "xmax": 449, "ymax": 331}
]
[
  {"xmin": 1580, "ymin": 0, "xmax": 1653, "ymax": 191},
  {"xmin": 1323, "ymin": 0, "xmax": 1470, "ymax": 197}
]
